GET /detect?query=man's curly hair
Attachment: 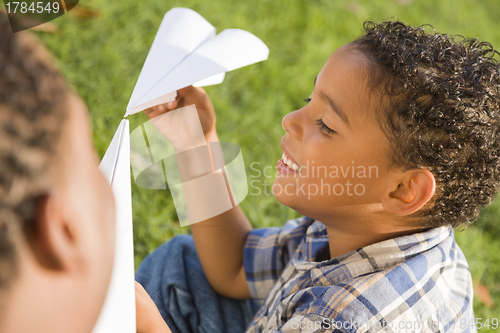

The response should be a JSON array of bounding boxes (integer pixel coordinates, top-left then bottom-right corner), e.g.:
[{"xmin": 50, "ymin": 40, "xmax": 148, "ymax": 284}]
[
  {"xmin": 0, "ymin": 13, "xmax": 69, "ymax": 293},
  {"xmin": 352, "ymin": 21, "xmax": 500, "ymax": 228}
]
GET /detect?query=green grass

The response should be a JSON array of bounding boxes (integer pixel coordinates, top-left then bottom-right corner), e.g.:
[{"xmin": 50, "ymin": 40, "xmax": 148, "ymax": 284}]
[{"xmin": 30, "ymin": 0, "xmax": 500, "ymax": 329}]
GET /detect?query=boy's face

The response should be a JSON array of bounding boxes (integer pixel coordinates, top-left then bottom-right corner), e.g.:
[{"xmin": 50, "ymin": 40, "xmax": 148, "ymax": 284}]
[
  {"xmin": 56, "ymin": 93, "xmax": 115, "ymax": 331},
  {"xmin": 275, "ymin": 44, "xmax": 397, "ymax": 223}
]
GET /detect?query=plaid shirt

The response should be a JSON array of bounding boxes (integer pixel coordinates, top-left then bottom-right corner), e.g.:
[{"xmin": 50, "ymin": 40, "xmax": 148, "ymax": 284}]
[{"xmin": 243, "ymin": 217, "xmax": 476, "ymax": 333}]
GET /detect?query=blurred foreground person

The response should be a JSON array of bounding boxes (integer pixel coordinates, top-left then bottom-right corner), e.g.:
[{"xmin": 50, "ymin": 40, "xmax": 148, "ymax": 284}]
[{"xmin": 0, "ymin": 13, "xmax": 116, "ymax": 333}]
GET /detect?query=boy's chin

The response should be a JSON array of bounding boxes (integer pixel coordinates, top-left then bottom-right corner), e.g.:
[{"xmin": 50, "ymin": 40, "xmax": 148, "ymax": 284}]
[
  {"xmin": 273, "ymin": 192, "xmax": 317, "ymax": 219},
  {"xmin": 272, "ymin": 186, "xmax": 310, "ymax": 214},
  {"xmin": 273, "ymin": 191, "xmax": 294, "ymax": 207}
]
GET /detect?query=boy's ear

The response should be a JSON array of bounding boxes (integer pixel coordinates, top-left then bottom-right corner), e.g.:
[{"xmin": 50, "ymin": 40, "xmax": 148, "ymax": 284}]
[
  {"xmin": 381, "ymin": 169, "xmax": 436, "ymax": 216},
  {"xmin": 28, "ymin": 193, "xmax": 82, "ymax": 273}
]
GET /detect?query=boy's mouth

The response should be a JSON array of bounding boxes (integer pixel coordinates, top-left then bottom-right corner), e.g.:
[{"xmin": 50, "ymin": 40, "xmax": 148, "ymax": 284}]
[{"xmin": 278, "ymin": 149, "xmax": 302, "ymax": 173}]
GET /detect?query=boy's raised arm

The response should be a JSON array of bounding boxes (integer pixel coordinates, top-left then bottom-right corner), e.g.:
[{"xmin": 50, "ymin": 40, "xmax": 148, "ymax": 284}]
[{"xmin": 143, "ymin": 86, "xmax": 253, "ymax": 300}]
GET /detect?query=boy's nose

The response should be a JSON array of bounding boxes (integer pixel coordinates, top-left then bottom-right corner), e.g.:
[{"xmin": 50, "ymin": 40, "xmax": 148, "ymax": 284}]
[{"xmin": 282, "ymin": 110, "xmax": 303, "ymax": 139}]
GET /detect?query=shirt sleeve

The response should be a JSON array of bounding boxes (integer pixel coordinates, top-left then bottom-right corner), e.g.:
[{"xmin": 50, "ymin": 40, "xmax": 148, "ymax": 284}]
[{"xmin": 243, "ymin": 217, "xmax": 312, "ymax": 301}]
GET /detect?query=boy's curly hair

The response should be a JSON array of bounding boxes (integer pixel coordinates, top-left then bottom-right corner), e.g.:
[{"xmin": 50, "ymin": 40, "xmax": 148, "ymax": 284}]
[
  {"xmin": 353, "ymin": 21, "xmax": 500, "ymax": 228},
  {"xmin": 0, "ymin": 13, "xmax": 69, "ymax": 293}
]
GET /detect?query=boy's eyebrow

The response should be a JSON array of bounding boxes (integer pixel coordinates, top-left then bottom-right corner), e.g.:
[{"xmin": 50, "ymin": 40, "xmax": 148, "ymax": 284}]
[
  {"xmin": 314, "ymin": 76, "xmax": 350, "ymax": 128},
  {"xmin": 321, "ymin": 92, "xmax": 350, "ymax": 128}
]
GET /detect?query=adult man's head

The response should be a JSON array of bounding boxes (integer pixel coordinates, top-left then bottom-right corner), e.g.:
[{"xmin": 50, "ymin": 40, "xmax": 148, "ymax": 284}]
[{"xmin": 0, "ymin": 13, "xmax": 115, "ymax": 333}]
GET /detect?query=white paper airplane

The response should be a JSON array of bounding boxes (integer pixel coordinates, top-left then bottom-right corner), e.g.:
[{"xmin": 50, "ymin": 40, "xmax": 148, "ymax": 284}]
[
  {"xmin": 94, "ymin": 120, "xmax": 135, "ymax": 333},
  {"xmin": 125, "ymin": 7, "xmax": 269, "ymax": 116},
  {"xmin": 92, "ymin": 7, "xmax": 269, "ymax": 333}
]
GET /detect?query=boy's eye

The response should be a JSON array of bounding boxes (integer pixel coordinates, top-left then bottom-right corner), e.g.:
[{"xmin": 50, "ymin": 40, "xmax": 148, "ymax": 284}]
[
  {"xmin": 303, "ymin": 98, "xmax": 311, "ymax": 103},
  {"xmin": 316, "ymin": 118, "xmax": 336, "ymax": 135}
]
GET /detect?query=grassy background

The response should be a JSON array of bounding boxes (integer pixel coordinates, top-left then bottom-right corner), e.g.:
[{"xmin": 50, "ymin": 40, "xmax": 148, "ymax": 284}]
[{"xmin": 27, "ymin": 0, "xmax": 500, "ymax": 329}]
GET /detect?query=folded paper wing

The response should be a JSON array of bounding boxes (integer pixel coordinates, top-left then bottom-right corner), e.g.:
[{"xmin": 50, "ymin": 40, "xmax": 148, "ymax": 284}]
[
  {"xmin": 126, "ymin": 8, "xmax": 215, "ymax": 114},
  {"xmin": 93, "ymin": 120, "xmax": 135, "ymax": 333},
  {"xmin": 125, "ymin": 7, "xmax": 269, "ymax": 116}
]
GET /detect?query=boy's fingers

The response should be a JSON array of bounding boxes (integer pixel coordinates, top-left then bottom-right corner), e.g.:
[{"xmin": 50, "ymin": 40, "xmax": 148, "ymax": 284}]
[
  {"xmin": 166, "ymin": 98, "xmax": 179, "ymax": 109},
  {"xmin": 177, "ymin": 85, "xmax": 196, "ymax": 96},
  {"xmin": 143, "ymin": 107, "xmax": 161, "ymax": 119},
  {"xmin": 143, "ymin": 86, "xmax": 197, "ymax": 119},
  {"xmin": 178, "ymin": 85, "xmax": 207, "ymax": 100},
  {"xmin": 162, "ymin": 94, "xmax": 182, "ymax": 111},
  {"xmin": 143, "ymin": 101, "xmax": 177, "ymax": 119}
]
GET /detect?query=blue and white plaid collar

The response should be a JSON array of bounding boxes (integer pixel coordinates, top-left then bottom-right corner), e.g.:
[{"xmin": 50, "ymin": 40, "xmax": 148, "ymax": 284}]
[{"xmin": 293, "ymin": 219, "xmax": 451, "ymax": 286}]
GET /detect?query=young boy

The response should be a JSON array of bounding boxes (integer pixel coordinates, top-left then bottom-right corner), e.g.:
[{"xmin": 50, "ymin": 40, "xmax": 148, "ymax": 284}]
[{"xmin": 136, "ymin": 21, "xmax": 500, "ymax": 332}]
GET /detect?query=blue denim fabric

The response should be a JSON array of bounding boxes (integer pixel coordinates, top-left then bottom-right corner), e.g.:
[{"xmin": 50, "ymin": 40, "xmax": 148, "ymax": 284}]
[{"xmin": 135, "ymin": 235, "xmax": 261, "ymax": 333}]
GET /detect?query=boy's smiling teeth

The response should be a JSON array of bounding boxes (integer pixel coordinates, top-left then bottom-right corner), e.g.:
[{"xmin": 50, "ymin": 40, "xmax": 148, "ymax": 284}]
[{"xmin": 282, "ymin": 152, "xmax": 301, "ymax": 172}]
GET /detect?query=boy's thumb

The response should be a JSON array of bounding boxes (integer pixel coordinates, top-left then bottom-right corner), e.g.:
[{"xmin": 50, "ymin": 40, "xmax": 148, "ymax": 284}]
[
  {"xmin": 177, "ymin": 85, "xmax": 196, "ymax": 96},
  {"xmin": 178, "ymin": 85, "xmax": 206, "ymax": 99}
]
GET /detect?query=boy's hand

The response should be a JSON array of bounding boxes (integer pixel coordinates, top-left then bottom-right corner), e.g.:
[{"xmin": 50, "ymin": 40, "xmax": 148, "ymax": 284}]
[
  {"xmin": 135, "ymin": 281, "xmax": 172, "ymax": 333},
  {"xmin": 143, "ymin": 86, "xmax": 217, "ymax": 143}
]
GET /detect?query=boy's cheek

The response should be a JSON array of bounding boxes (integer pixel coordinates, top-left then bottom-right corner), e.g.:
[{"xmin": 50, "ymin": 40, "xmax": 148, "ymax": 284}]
[{"xmin": 272, "ymin": 175, "xmax": 385, "ymax": 208}]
